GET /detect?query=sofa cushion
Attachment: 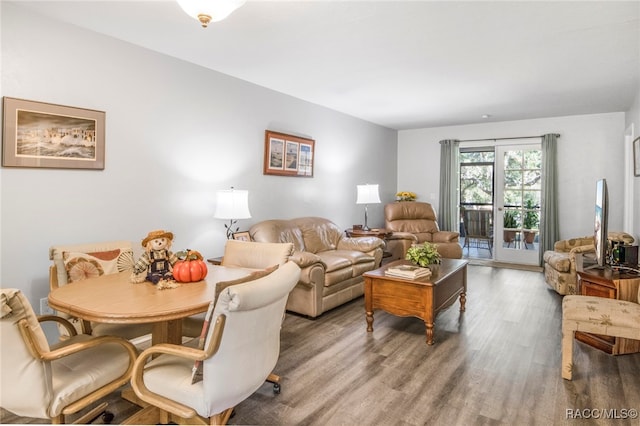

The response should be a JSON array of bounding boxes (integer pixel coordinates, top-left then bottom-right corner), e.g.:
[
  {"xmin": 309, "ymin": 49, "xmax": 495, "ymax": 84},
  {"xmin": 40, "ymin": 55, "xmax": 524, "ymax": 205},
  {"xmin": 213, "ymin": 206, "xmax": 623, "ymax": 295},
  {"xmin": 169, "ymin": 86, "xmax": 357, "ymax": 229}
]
[
  {"xmin": 249, "ymin": 220, "xmax": 306, "ymax": 251},
  {"xmin": 332, "ymin": 250, "xmax": 375, "ymax": 265},
  {"xmin": 316, "ymin": 252, "xmax": 351, "ymax": 272},
  {"xmin": 297, "ymin": 217, "xmax": 342, "ymax": 253},
  {"xmin": 563, "ymin": 296, "xmax": 640, "ymax": 330}
]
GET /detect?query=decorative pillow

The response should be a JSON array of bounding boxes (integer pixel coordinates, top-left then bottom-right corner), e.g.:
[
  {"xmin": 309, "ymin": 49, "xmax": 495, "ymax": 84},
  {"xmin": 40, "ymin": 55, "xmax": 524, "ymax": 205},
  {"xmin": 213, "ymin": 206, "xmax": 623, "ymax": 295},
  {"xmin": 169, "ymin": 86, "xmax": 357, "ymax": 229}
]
[
  {"xmin": 191, "ymin": 264, "xmax": 280, "ymax": 384},
  {"xmin": 63, "ymin": 249, "xmax": 135, "ymax": 282}
]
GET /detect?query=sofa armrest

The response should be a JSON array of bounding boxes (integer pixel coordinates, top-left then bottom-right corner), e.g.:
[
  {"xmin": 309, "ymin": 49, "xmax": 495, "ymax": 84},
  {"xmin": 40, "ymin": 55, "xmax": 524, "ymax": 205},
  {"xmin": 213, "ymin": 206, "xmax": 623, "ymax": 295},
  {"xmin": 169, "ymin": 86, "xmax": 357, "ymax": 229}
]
[
  {"xmin": 337, "ymin": 237, "xmax": 385, "ymax": 252},
  {"xmin": 289, "ymin": 251, "xmax": 325, "ymax": 269},
  {"xmin": 386, "ymin": 232, "xmax": 418, "ymax": 242},
  {"xmin": 568, "ymin": 244, "xmax": 595, "ymax": 270},
  {"xmin": 432, "ymin": 231, "xmax": 460, "ymax": 243}
]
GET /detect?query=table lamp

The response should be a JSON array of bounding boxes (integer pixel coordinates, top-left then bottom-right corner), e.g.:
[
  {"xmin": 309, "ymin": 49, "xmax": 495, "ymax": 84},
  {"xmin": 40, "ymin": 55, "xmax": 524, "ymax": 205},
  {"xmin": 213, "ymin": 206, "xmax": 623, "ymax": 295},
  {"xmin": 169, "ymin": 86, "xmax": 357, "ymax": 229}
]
[
  {"xmin": 356, "ymin": 184, "xmax": 380, "ymax": 231},
  {"xmin": 214, "ymin": 188, "xmax": 251, "ymax": 239}
]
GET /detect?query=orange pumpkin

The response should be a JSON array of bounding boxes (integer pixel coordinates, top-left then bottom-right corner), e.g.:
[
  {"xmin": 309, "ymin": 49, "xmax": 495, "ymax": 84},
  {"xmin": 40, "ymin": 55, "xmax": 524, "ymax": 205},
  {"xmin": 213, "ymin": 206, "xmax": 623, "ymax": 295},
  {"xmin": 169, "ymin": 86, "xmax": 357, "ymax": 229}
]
[{"xmin": 173, "ymin": 250, "xmax": 208, "ymax": 283}]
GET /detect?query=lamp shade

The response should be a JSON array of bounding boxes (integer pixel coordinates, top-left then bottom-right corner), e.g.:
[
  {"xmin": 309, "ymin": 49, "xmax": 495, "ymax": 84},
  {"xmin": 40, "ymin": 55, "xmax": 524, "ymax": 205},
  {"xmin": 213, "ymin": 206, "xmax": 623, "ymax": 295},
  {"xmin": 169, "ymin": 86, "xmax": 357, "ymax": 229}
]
[
  {"xmin": 176, "ymin": 0, "xmax": 246, "ymax": 27},
  {"xmin": 356, "ymin": 184, "xmax": 381, "ymax": 204},
  {"xmin": 214, "ymin": 189, "xmax": 251, "ymax": 220}
]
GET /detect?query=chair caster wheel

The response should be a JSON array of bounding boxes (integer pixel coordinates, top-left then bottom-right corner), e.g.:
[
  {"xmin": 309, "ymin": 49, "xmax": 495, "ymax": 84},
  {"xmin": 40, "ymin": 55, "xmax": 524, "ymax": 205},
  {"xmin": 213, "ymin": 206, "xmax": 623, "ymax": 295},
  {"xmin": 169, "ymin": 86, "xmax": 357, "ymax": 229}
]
[
  {"xmin": 273, "ymin": 383, "xmax": 281, "ymax": 394},
  {"xmin": 102, "ymin": 411, "xmax": 114, "ymax": 423}
]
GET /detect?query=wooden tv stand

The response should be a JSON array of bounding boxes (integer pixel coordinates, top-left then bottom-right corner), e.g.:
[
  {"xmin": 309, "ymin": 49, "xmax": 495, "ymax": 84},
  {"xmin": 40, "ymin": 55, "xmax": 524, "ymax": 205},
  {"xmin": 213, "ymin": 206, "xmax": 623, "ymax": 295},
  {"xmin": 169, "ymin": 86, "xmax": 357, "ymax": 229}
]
[{"xmin": 576, "ymin": 268, "xmax": 640, "ymax": 355}]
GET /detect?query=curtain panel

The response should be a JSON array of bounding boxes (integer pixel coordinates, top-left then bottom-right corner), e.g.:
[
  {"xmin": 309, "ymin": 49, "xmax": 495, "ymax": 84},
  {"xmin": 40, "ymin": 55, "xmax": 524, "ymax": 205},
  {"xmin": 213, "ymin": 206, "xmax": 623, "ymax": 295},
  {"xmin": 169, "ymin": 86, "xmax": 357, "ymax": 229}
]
[
  {"xmin": 438, "ymin": 139, "xmax": 460, "ymax": 232},
  {"xmin": 540, "ymin": 133, "xmax": 560, "ymax": 264}
]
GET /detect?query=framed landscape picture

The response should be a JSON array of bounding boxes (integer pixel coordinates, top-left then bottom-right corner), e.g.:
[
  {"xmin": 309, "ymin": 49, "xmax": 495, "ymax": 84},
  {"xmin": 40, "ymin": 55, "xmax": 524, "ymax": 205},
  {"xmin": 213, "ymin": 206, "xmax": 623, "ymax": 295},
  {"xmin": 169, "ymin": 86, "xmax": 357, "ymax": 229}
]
[
  {"xmin": 2, "ymin": 97, "xmax": 105, "ymax": 169},
  {"xmin": 263, "ymin": 130, "xmax": 314, "ymax": 177}
]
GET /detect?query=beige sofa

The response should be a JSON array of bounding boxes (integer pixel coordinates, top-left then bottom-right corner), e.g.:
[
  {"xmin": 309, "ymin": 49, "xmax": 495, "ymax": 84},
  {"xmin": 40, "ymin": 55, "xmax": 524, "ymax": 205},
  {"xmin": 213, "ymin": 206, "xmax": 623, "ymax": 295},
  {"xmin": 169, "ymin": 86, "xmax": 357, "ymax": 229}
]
[{"xmin": 249, "ymin": 217, "xmax": 385, "ymax": 318}]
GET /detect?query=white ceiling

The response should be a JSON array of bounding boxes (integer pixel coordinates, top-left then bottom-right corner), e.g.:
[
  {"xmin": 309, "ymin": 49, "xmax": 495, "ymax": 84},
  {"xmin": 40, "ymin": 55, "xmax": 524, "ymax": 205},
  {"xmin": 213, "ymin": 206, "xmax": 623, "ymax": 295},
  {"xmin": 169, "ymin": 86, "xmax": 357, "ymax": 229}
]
[{"xmin": 8, "ymin": 1, "xmax": 640, "ymax": 130}]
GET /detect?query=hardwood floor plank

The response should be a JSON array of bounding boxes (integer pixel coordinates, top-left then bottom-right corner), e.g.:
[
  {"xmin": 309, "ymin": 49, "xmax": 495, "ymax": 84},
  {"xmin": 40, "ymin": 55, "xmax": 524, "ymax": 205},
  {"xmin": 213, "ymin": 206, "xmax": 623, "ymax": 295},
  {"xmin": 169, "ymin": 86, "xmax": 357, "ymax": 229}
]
[{"xmin": 2, "ymin": 265, "xmax": 638, "ymax": 425}]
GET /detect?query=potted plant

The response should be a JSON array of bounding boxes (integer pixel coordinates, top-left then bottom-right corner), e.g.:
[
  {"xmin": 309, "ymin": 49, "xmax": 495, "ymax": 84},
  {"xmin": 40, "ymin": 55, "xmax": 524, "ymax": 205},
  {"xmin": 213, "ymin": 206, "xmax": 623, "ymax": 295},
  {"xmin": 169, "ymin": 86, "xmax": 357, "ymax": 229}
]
[
  {"xmin": 406, "ymin": 242, "xmax": 441, "ymax": 269},
  {"xmin": 503, "ymin": 210, "xmax": 518, "ymax": 244},
  {"xmin": 396, "ymin": 191, "xmax": 417, "ymax": 202},
  {"xmin": 523, "ymin": 199, "xmax": 539, "ymax": 245}
]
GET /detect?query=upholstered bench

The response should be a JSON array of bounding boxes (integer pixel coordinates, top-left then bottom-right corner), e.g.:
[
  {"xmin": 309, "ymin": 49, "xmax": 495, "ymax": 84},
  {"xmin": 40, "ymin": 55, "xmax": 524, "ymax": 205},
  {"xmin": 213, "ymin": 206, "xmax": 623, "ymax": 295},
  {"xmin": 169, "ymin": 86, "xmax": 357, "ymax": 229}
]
[{"xmin": 562, "ymin": 286, "xmax": 640, "ymax": 380}]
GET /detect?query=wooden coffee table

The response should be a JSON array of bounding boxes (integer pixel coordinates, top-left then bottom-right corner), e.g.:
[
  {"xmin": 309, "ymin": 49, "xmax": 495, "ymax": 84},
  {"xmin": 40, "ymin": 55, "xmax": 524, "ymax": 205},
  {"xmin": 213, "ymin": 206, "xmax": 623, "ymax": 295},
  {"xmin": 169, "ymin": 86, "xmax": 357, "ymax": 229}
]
[{"xmin": 363, "ymin": 259, "xmax": 468, "ymax": 345}]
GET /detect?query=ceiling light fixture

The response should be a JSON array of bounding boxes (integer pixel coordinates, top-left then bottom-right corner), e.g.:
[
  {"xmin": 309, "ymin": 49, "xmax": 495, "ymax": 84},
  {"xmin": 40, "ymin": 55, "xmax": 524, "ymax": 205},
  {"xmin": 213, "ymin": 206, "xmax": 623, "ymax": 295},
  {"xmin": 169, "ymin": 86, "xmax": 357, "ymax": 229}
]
[
  {"xmin": 482, "ymin": 114, "xmax": 492, "ymax": 119},
  {"xmin": 176, "ymin": 0, "xmax": 246, "ymax": 28}
]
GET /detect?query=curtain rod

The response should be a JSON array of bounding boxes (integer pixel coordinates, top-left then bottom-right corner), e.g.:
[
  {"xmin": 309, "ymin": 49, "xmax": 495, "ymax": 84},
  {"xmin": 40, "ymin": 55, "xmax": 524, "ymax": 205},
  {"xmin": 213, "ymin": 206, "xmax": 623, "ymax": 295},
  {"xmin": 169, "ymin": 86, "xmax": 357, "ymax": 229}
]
[{"xmin": 458, "ymin": 135, "xmax": 558, "ymax": 142}]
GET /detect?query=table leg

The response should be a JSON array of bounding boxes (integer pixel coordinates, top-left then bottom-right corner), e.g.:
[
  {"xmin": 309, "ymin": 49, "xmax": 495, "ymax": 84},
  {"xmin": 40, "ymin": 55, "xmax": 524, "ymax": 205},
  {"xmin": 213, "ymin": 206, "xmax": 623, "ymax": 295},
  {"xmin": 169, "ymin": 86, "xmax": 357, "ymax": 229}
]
[
  {"xmin": 152, "ymin": 319, "xmax": 183, "ymax": 346},
  {"xmin": 366, "ymin": 311, "xmax": 374, "ymax": 332},
  {"xmin": 425, "ymin": 322, "xmax": 434, "ymax": 345},
  {"xmin": 459, "ymin": 291, "xmax": 466, "ymax": 312}
]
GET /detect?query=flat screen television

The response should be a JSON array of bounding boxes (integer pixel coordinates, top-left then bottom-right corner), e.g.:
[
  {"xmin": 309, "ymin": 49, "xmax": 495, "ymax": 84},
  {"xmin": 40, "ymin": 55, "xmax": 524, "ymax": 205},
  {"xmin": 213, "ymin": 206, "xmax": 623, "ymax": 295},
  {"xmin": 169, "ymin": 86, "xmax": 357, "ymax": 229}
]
[{"xmin": 593, "ymin": 178, "xmax": 609, "ymax": 268}]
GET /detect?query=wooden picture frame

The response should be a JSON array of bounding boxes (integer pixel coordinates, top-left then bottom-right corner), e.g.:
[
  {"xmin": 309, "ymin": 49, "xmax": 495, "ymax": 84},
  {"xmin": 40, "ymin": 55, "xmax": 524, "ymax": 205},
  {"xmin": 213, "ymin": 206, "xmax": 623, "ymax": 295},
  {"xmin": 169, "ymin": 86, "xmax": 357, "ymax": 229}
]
[
  {"xmin": 2, "ymin": 97, "xmax": 105, "ymax": 170},
  {"xmin": 264, "ymin": 130, "xmax": 314, "ymax": 177},
  {"xmin": 232, "ymin": 231, "xmax": 251, "ymax": 241},
  {"xmin": 634, "ymin": 136, "xmax": 640, "ymax": 177}
]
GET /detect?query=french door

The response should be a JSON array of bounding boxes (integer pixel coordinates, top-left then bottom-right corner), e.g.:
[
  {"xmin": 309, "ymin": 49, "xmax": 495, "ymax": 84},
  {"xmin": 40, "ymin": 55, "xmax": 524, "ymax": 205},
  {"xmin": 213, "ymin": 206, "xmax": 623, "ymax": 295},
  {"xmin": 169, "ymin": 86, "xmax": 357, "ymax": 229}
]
[{"xmin": 494, "ymin": 144, "xmax": 542, "ymax": 265}]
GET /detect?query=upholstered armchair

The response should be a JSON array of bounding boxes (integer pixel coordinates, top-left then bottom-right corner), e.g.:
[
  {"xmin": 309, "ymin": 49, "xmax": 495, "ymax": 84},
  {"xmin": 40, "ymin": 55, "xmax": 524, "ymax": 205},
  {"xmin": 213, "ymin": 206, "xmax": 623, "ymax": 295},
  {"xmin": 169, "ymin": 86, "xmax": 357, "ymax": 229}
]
[
  {"xmin": 49, "ymin": 240, "xmax": 153, "ymax": 340},
  {"xmin": 126, "ymin": 261, "xmax": 301, "ymax": 425},
  {"xmin": 182, "ymin": 239, "xmax": 294, "ymax": 393},
  {"xmin": 543, "ymin": 232, "xmax": 634, "ymax": 295},
  {"xmin": 0, "ymin": 288, "xmax": 137, "ymax": 424},
  {"xmin": 561, "ymin": 285, "xmax": 640, "ymax": 380},
  {"xmin": 384, "ymin": 202, "xmax": 462, "ymax": 260}
]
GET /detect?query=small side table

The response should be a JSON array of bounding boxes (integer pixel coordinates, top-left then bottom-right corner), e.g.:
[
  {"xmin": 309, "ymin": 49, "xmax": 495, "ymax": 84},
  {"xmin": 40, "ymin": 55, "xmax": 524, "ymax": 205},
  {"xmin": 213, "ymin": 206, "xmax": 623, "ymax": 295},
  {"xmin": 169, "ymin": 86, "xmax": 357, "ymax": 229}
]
[
  {"xmin": 345, "ymin": 228, "xmax": 393, "ymax": 265},
  {"xmin": 345, "ymin": 228, "xmax": 392, "ymax": 239}
]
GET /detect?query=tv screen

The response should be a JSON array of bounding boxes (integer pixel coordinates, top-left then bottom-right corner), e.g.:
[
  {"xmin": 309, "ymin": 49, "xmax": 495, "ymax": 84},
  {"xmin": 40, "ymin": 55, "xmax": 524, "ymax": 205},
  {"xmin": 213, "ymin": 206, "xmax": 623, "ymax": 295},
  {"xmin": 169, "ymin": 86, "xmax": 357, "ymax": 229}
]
[{"xmin": 594, "ymin": 179, "xmax": 608, "ymax": 267}]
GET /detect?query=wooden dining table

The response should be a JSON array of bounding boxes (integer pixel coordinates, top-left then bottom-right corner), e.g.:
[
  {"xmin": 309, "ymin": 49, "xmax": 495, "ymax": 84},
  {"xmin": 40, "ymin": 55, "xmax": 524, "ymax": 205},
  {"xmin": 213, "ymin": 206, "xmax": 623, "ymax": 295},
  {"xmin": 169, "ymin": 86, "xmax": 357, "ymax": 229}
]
[{"xmin": 48, "ymin": 264, "xmax": 252, "ymax": 346}]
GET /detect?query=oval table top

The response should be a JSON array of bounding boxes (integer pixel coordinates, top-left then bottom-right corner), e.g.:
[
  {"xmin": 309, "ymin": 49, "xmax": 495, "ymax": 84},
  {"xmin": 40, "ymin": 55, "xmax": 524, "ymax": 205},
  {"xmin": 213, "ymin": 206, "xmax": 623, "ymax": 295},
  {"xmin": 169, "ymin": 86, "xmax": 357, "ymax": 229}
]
[{"xmin": 48, "ymin": 265, "xmax": 252, "ymax": 324}]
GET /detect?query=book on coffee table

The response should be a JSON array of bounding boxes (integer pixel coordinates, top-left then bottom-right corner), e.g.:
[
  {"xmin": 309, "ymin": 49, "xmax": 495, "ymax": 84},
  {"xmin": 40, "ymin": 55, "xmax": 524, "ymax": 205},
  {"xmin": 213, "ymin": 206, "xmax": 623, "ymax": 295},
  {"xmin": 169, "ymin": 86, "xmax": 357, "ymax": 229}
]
[{"xmin": 385, "ymin": 264, "xmax": 431, "ymax": 279}]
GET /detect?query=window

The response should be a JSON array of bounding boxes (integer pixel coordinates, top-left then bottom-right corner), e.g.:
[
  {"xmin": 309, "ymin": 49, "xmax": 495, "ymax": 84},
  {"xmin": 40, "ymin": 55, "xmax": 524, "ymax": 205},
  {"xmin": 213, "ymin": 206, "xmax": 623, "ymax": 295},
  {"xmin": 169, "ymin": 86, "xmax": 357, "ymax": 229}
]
[{"xmin": 460, "ymin": 148, "xmax": 495, "ymax": 208}]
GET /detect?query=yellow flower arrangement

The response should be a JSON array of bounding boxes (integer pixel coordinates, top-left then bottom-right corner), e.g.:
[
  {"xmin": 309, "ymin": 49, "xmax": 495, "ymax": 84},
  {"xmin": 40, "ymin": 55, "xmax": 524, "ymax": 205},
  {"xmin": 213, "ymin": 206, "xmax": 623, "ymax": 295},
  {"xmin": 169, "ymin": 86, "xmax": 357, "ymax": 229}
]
[{"xmin": 396, "ymin": 191, "xmax": 417, "ymax": 201}]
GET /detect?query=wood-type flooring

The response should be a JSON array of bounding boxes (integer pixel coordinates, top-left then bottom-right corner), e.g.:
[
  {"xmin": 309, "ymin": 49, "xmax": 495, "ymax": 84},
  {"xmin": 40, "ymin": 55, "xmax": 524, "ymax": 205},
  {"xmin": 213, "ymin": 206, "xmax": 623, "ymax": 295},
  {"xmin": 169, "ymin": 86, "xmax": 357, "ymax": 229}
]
[{"xmin": 2, "ymin": 265, "xmax": 639, "ymax": 425}]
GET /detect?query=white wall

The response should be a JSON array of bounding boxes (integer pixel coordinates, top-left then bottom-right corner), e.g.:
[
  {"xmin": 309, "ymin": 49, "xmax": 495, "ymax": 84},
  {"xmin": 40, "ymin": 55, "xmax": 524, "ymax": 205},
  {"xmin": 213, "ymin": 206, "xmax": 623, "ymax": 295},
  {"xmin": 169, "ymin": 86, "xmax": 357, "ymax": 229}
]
[
  {"xmin": 0, "ymin": 4, "xmax": 397, "ymax": 307},
  {"xmin": 625, "ymin": 89, "xmax": 640, "ymax": 242},
  {"xmin": 398, "ymin": 112, "xmax": 628, "ymax": 240}
]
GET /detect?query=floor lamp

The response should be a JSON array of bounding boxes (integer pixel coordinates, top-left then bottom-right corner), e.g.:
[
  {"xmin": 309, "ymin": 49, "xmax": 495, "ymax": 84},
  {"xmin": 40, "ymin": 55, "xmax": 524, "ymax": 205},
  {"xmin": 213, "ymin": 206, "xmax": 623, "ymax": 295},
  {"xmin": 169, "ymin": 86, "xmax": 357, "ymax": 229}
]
[
  {"xmin": 214, "ymin": 188, "xmax": 251, "ymax": 239},
  {"xmin": 356, "ymin": 184, "xmax": 381, "ymax": 231}
]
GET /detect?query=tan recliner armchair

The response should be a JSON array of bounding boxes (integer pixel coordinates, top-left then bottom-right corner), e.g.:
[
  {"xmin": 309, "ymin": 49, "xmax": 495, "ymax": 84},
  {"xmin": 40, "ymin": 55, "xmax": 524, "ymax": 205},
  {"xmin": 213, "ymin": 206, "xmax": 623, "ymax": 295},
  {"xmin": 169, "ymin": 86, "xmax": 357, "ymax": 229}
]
[
  {"xmin": 0, "ymin": 288, "xmax": 137, "ymax": 424},
  {"xmin": 384, "ymin": 202, "xmax": 463, "ymax": 260}
]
